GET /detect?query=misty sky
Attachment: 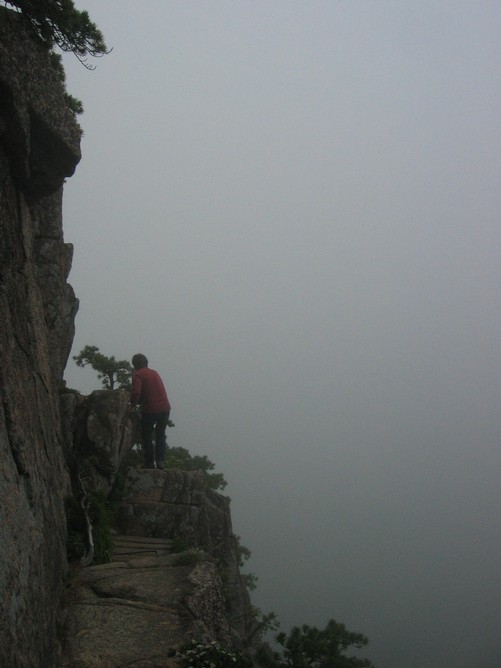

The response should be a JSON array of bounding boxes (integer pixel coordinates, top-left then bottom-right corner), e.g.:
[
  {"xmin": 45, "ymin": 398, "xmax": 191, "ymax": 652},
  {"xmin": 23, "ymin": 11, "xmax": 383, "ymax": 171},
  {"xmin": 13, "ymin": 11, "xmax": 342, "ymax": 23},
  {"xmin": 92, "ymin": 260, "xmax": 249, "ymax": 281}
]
[{"xmin": 61, "ymin": 2, "xmax": 501, "ymax": 667}]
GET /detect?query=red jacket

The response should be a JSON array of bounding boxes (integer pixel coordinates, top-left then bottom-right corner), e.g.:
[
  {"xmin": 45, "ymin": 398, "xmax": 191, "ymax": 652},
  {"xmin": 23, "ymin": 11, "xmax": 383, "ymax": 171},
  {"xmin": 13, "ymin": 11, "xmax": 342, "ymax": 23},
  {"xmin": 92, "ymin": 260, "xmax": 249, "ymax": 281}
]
[{"xmin": 131, "ymin": 367, "xmax": 171, "ymax": 414}]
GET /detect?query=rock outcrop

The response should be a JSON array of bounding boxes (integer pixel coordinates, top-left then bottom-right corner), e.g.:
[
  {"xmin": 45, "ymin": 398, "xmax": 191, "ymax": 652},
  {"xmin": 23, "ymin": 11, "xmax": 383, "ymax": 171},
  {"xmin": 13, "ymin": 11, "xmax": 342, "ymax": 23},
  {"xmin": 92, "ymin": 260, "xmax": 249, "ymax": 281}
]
[
  {"xmin": 119, "ymin": 468, "xmax": 254, "ymax": 644},
  {"xmin": 59, "ymin": 465, "xmax": 252, "ymax": 667},
  {"xmin": 58, "ymin": 401, "xmax": 256, "ymax": 665},
  {"xmin": 62, "ymin": 388, "xmax": 139, "ymax": 495}
]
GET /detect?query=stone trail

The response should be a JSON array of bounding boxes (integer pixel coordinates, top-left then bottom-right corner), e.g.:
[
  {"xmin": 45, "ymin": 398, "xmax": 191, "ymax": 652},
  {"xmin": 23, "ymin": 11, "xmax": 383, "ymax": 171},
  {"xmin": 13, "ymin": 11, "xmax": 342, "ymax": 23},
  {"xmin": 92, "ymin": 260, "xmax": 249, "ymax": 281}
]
[{"xmin": 110, "ymin": 534, "xmax": 174, "ymax": 561}]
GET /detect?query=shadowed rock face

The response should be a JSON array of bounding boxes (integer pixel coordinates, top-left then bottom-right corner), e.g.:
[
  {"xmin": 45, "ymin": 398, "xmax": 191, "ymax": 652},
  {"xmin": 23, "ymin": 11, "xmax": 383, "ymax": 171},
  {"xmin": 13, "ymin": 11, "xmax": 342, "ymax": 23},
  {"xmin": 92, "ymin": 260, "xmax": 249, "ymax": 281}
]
[{"xmin": 0, "ymin": 10, "xmax": 82, "ymax": 668}]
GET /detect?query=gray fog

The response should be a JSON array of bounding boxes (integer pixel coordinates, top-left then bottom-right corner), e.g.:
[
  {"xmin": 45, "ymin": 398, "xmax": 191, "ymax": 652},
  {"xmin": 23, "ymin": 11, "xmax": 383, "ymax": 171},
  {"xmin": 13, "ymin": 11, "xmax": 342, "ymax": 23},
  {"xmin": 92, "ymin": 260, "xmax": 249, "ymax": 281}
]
[{"xmin": 61, "ymin": 2, "xmax": 501, "ymax": 667}]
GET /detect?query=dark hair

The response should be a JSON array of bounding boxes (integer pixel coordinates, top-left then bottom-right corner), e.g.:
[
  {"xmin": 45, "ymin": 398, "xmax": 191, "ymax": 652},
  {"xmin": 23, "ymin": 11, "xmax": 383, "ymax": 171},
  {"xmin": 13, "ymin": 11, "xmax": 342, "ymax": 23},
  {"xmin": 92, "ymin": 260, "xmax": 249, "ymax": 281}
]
[{"xmin": 132, "ymin": 353, "xmax": 148, "ymax": 369}]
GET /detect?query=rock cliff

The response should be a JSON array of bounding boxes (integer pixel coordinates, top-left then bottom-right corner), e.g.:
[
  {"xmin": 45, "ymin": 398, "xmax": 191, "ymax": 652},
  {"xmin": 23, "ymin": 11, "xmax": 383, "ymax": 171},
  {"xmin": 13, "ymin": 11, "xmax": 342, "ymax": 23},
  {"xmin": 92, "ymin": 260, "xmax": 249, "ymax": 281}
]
[
  {"xmin": 1, "ymin": 12, "xmax": 259, "ymax": 668},
  {"xmin": 58, "ymin": 389, "xmax": 256, "ymax": 665},
  {"xmin": 0, "ymin": 9, "xmax": 81, "ymax": 667},
  {"xmin": 59, "ymin": 464, "xmax": 254, "ymax": 667}
]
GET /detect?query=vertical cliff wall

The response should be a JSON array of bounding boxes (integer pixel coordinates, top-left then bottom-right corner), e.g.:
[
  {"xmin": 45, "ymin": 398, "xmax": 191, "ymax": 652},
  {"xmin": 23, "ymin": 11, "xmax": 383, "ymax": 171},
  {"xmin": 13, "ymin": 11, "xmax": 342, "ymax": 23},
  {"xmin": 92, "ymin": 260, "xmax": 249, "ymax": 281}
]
[{"xmin": 0, "ymin": 10, "xmax": 81, "ymax": 667}]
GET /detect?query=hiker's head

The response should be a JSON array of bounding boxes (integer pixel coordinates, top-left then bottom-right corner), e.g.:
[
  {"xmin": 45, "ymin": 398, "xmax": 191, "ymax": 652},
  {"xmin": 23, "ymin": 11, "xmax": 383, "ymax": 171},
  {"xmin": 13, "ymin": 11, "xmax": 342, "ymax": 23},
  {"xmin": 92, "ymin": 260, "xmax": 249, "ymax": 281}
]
[{"xmin": 132, "ymin": 353, "xmax": 148, "ymax": 369}]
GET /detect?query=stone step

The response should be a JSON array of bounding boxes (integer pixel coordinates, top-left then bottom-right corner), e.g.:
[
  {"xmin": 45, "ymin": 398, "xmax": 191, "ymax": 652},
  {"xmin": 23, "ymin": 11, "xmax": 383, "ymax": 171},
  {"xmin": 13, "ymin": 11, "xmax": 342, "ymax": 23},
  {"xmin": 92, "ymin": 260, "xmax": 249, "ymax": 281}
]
[{"xmin": 110, "ymin": 534, "xmax": 174, "ymax": 561}]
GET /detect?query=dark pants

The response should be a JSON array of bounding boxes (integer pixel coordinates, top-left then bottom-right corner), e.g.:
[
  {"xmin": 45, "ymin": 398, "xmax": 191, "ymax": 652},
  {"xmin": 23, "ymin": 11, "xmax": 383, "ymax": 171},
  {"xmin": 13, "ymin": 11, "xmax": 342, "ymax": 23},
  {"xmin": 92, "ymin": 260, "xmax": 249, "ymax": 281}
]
[{"xmin": 141, "ymin": 411, "xmax": 169, "ymax": 467}]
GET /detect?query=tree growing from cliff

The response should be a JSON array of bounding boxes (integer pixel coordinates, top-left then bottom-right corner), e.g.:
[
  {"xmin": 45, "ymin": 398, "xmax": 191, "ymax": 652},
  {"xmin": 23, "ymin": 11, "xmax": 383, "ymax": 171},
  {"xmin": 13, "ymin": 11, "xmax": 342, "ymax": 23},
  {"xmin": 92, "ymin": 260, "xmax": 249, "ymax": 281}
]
[
  {"xmin": 235, "ymin": 534, "xmax": 259, "ymax": 591},
  {"xmin": 270, "ymin": 619, "xmax": 376, "ymax": 668},
  {"xmin": 1, "ymin": 0, "xmax": 108, "ymax": 65},
  {"xmin": 73, "ymin": 345, "xmax": 132, "ymax": 390}
]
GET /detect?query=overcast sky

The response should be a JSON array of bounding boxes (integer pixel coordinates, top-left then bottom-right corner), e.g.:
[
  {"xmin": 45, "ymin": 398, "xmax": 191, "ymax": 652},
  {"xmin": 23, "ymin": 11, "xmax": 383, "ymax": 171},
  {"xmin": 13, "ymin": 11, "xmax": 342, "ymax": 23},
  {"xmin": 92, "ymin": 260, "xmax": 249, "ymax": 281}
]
[{"xmin": 61, "ymin": 2, "xmax": 501, "ymax": 666}]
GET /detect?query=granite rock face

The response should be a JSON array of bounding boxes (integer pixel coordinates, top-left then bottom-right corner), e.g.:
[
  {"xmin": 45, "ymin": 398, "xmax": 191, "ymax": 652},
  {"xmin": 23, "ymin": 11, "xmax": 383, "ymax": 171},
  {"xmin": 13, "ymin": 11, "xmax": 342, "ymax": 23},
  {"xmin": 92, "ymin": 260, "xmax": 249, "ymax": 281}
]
[
  {"xmin": 119, "ymin": 469, "xmax": 254, "ymax": 645},
  {"xmin": 61, "ymin": 553, "xmax": 232, "ymax": 667},
  {"xmin": 56, "ymin": 358, "xmax": 256, "ymax": 662},
  {"xmin": 0, "ymin": 10, "xmax": 82, "ymax": 668},
  {"xmin": 61, "ymin": 554, "xmax": 231, "ymax": 668},
  {"xmin": 0, "ymin": 10, "xmax": 81, "ymax": 200},
  {"xmin": 60, "ymin": 466, "xmax": 256, "ymax": 665},
  {"xmin": 63, "ymin": 389, "xmax": 140, "ymax": 495}
]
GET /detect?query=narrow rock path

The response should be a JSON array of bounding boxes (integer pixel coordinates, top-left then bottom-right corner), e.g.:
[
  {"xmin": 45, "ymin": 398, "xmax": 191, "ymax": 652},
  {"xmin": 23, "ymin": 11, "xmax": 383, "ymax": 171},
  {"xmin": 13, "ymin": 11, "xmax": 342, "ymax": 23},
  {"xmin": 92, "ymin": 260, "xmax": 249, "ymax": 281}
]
[{"xmin": 110, "ymin": 535, "xmax": 174, "ymax": 561}]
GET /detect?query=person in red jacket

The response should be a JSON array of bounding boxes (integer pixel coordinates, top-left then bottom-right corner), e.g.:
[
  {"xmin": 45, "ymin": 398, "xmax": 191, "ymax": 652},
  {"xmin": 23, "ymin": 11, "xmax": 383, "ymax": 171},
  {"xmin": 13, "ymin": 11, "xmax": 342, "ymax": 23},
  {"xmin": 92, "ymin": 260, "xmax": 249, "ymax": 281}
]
[{"xmin": 130, "ymin": 353, "xmax": 172, "ymax": 469}]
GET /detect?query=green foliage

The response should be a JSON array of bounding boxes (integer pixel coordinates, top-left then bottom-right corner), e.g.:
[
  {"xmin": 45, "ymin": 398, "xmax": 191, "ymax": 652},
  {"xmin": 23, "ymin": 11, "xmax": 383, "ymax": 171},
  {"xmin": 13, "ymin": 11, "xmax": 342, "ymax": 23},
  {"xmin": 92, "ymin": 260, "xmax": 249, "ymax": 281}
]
[
  {"xmin": 2, "ymin": 0, "xmax": 108, "ymax": 65},
  {"xmin": 65, "ymin": 495, "xmax": 86, "ymax": 561},
  {"xmin": 64, "ymin": 90, "xmax": 83, "ymax": 114},
  {"xmin": 173, "ymin": 548, "xmax": 204, "ymax": 567},
  {"xmin": 178, "ymin": 639, "xmax": 251, "ymax": 668},
  {"xmin": 242, "ymin": 572, "xmax": 258, "ymax": 591},
  {"xmin": 66, "ymin": 469, "xmax": 127, "ymax": 565},
  {"xmin": 66, "ymin": 489, "xmax": 114, "ymax": 564},
  {"xmin": 164, "ymin": 446, "xmax": 228, "ymax": 491},
  {"xmin": 49, "ymin": 49, "xmax": 65, "ymax": 80},
  {"xmin": 87, "ymin": 489, "xmax": 114, "ymax": 563},
  {"xmin": 48, "ymin": 51, "xmax": 84, "ymax": 113},
  {"xmin": 275, "ymin": 619, "xmax": 376, "ymax": 668},
  {"xmin": 108, "ymin": 467, "xmax": 127, "ymax": 509},
  {"xmin": 122, "ymin": 444, "xmax": 228, "ymax": 492},
  {"xmin": 235, "ymin": 534, "xmax": 251, "ymax": 567},
  {"xmin": 2, "ymin": 0, "xmax": 107, "ymax": 115},
  {"xmin": 256, "ymin": 610, "xmax": 280, "ymax": 635},
  {"xmin": 234, "ymin": 534, "xmax": 258, "ymax": 591},
  {"xmin": 254, "ymin": 642, "xmax": 282, "ymax": 668},
  {"xmin": 246, "ymin": 609, "xmax": 280, "ymax": 648},
  {"xmin": 73, "ymin": 345, "xmax": 132, "ymax": 390},
  {"xmin": 49, "ymin": 51, "xmax": 84, "ymax": 112},
  {"xmin": 171, "ymin": 537, "xmax": 194, "ymax": 553}
]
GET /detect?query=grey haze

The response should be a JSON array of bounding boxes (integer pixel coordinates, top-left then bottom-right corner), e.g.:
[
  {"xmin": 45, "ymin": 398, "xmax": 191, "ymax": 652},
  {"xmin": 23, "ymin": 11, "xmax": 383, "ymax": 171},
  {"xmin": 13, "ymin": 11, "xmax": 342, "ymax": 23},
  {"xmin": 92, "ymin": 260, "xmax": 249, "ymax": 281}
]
[{"xmin": 61, "ymin": 2, "xmax": 501, "ymax": 667}]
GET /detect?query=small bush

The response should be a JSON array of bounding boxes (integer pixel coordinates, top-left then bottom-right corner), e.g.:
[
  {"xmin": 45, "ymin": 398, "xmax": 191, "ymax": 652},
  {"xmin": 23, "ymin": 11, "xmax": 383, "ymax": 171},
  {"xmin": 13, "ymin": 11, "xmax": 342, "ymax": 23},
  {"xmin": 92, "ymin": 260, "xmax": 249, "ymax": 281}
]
[
  {"xmin": 124, "ymin": 444, "xmax": 228, "ymax": 491},
  {"xmin": 66, "ymin": 472, "xmax": 125, "ymax": 565},
  {"xmin": 66, "ymin": 496, "xmax": 86, "ymax": 562},
  {"xmin": 171, "ymin": 537, "xmax": 194, "ymax": 553},
  {"xmin": 88, "ymin": 490, "xmax": 114, "ymax": 563},
  {"xmin": 173, "ymin": 548, "xmax": 204, "ymax": 567},
  {"xmin": 178, "ymin": 639, "xmax": 251, "ymax": 668}
]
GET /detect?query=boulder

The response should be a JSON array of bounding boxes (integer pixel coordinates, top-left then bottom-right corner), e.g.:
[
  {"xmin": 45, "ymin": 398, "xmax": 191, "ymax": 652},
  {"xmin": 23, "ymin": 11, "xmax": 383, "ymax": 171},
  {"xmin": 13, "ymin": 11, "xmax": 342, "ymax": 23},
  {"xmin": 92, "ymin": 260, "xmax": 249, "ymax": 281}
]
[{"xmin": 73, "ymin": 389, "xmax": 139, "ymax": 495}]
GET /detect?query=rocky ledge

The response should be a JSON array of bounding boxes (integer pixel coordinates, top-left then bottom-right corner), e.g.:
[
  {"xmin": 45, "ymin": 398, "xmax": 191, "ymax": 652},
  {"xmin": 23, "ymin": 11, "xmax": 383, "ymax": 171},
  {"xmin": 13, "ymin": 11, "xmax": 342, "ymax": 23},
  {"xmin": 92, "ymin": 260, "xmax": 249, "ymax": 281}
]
[
  {"xmin": 60, "ymin": 466, "xmax": 254, "ymax": 667},
  {"xmin": 61, "ymin": 552, "xmax": 229, "ymax": 667}
]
